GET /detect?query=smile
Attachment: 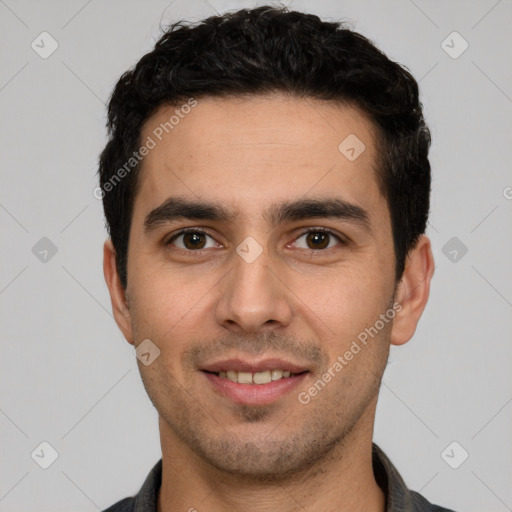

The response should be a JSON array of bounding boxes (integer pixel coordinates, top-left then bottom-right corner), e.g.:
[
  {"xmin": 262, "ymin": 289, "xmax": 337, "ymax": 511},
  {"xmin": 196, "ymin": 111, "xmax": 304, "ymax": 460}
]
[{"xmin": 213, "ymin": 369, "xmax": 300, "ymax": 384}]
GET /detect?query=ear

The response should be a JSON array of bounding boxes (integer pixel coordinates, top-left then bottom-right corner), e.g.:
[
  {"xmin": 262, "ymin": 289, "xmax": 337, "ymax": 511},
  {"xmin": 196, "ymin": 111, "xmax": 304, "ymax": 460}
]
[
  {"xmin": 103, "ymin": 238, "xmax": 134, "ymax": 345},
  {"xmin": 390, "ymin": 235, "xmax": 435, "ymax": 346}
]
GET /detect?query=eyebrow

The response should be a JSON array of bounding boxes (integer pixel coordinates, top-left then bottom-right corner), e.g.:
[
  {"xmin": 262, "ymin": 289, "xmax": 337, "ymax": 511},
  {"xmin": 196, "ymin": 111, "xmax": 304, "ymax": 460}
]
[{"xmin": 143, "ymin": 196, "xmax": 371, "ymax": 234}]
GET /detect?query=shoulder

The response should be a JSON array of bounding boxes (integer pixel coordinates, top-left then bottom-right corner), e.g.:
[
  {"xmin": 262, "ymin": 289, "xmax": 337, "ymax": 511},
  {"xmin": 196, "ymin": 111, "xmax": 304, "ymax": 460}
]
[
  {"xmin": 372, "ymin": 443, "xmax": 457, "ymax": 512},
  {"xmin": 101, "ymin": 458, "xmax": 162, "ymax": 512},
  {"xmin": 410, "ymin": 490, "xmax": 457, "ymax": 512},
  {"xmin": 102, "ymin": 497, "xmax": 135, "ymax": 512}
]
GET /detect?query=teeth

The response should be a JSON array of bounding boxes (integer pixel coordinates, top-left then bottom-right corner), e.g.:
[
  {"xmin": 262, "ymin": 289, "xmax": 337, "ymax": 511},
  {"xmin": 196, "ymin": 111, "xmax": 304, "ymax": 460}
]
[
  {"xmin": 216, "ymin": 369, "xmax": 296, "ymax": 384},
  {"xmin": 237, "ymin": 371, "xmax": 253, "ymax": 384},
  {"xmin": 271, "ymin": 370, "xmax": 283, "ymax": 380},
  {"xmin": 253, "ymin": 371, "xmax": 272, "ymax": 384}
]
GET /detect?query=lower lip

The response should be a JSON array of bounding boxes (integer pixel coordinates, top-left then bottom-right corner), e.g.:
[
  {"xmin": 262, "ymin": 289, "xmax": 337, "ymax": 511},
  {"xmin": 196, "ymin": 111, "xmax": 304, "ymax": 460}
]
[{"xmin": 202, "ymin": 371, "xmax": 308, "ymax": 406}]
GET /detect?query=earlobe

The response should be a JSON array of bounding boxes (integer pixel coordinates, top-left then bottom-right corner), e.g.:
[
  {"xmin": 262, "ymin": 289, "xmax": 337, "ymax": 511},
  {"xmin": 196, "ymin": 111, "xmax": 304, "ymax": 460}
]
[
  {"xmin": 390, "ymin": 235, "xmax": 435, "ymax": 346},
  {"xmin": 103, "ymin": 238, "xmax": 134, "ymax": 345}
]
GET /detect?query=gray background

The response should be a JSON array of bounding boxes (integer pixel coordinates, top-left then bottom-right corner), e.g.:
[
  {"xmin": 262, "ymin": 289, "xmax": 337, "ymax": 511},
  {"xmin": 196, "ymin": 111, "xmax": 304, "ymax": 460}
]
[{"xmin": 1, "ymin": 0, "xmax": 511, "ymax": 510}]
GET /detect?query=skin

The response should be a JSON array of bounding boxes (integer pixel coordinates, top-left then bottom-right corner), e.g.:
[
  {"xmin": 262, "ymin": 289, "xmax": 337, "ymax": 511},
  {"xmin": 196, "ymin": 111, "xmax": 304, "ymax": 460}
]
[{"xmin": 103, "ymin": 93, "xmax": 434, "ymax": 512}]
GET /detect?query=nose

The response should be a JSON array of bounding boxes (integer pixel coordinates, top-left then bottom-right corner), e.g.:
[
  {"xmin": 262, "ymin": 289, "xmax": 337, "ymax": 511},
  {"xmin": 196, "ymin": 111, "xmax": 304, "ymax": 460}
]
[{"xmin": 215, "ymin": 246, "xmax": 293, "ymax": 334}]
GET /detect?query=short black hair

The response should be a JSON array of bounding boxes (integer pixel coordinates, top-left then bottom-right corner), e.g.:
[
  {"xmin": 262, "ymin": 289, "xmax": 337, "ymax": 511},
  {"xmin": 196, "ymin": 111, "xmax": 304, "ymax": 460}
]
[{"xmin": 98, "ymin": 5, "xmax": 431, "ymax": 289}]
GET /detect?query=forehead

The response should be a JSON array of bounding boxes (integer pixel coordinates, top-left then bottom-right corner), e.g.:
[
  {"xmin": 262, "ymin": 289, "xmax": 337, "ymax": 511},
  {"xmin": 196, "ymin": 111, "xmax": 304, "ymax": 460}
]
[{"xmin": 134, "ymin": 93, "xmax": 386, "ymax": 223}]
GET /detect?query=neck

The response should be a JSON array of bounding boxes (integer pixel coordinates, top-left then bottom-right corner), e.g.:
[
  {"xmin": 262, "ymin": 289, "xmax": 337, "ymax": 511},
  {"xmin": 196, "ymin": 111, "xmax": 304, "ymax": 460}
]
[{"xmin": 156, "ymin": 405, "xmax": 385, "ymax": 512}]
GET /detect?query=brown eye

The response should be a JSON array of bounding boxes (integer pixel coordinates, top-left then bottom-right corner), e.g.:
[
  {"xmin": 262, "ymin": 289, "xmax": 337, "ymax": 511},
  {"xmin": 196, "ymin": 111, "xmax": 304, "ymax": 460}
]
[
  {"xmin": 168, "ymin": 230, "xmax": 216, "ymax": 250},
  {"xmin": 294, "ymin": 229, "xmax": 343, "ymax": 251},
  {"xmin": 306, "ymin": 231, "xmax": 330, "ymax": 249},
  {"xmin": 183, "ymin": 232, "xmax": 206, "ymax": 249}
]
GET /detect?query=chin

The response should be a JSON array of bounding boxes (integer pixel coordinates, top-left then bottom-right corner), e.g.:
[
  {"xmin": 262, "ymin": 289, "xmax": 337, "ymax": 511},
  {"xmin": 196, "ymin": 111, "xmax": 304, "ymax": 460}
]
[{"xmin": 189, "ymin": 428, "xmax": 344, "ymax": 482}]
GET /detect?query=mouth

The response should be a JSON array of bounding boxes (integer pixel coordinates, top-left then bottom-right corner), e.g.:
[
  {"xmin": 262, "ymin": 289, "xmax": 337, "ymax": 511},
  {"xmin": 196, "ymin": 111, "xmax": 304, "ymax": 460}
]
[
  {"xmin": 200, "ymin": 358, "xmax": 310, "ymax": 405},
  {"xmin": 204, "ymin": 369, "xmax": 305, "ymax": 384}
]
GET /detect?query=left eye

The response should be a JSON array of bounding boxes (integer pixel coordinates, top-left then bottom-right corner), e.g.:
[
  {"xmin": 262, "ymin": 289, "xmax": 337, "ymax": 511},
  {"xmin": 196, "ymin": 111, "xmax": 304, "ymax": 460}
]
[{"xmin": 293, "ymin": 230, "xmax": 342, "ymax": 250}]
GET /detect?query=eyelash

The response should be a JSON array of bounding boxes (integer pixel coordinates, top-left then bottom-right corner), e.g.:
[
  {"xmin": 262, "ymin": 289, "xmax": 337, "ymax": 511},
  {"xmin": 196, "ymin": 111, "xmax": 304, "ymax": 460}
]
[{"xmin": 165, "ymin": 227, "xmax": 347, "ymax": 253}]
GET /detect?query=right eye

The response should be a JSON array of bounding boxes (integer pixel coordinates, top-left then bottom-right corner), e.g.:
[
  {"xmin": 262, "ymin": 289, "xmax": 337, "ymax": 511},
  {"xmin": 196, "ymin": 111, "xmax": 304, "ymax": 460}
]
[{"xmin": 166, "ymin": 229, "xmax": 220, "ymax": 251}]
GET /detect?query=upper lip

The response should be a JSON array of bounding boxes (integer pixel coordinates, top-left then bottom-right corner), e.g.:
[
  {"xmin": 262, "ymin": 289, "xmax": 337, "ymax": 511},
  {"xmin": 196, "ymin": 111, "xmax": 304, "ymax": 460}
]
[{"xmin": 201, "ymin": 358, "xmax": 309, "ymax": 374}]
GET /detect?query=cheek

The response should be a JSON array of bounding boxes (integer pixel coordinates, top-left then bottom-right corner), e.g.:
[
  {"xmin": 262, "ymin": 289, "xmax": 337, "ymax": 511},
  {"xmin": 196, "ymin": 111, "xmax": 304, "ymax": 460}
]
[
  {"xmin": 293, "ymin": 264, "xmax": 391, "ymax": 331},
  {"xmin": 128, "ymin": 260, "xmax": 219, "ymax": 351}
]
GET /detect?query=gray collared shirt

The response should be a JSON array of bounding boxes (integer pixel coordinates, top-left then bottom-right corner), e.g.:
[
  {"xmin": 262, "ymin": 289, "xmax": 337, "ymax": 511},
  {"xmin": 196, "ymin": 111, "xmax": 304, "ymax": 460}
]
[{"xmin": 103, "ymin": 443, "xmax": 456, "ymax": 512}]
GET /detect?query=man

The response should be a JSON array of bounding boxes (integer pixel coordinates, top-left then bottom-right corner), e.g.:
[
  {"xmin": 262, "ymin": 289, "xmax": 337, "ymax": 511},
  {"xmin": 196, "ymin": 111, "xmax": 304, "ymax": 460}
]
[{"xmin": 99, "ymin": 5, "xmax": 454, "ymax": 512}]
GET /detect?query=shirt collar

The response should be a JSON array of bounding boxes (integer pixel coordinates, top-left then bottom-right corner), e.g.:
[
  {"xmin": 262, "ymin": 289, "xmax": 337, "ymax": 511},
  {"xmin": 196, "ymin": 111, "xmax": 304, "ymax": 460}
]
[
  {"xmin": 372, "ymin": 443, "xmax": 417, "ymax": 511},
  {"xmin": 132, "ymin": 443, "xmax": 437, "ymax": 512}
]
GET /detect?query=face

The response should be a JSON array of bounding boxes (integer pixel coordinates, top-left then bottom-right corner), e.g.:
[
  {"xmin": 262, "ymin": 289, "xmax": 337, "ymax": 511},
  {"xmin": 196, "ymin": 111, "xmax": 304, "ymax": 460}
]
[{"xmin": 108, "ymin": 93, "xmax": 413, "ymax": 479}]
